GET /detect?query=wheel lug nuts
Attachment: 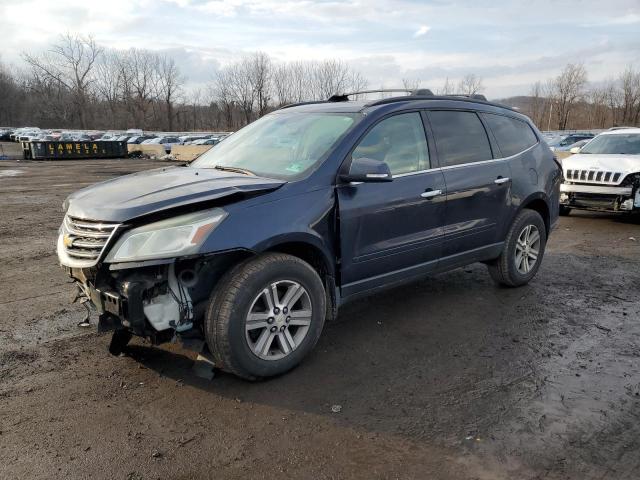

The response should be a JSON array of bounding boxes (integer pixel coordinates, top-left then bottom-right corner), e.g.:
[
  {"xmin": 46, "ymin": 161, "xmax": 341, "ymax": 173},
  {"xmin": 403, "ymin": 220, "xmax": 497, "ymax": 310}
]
[
  {"xmin": 270, "ymin": 326, "xmax": 277, "ymax": 333},
  {"xmin": 274, "ymin": 307, "xmax": 280, "ymax": 314},
  {"xmin": 286, "ymin": 317, "xmax": 290, "ymax": 323},
  {"xmin": 280, "ymin": 325, "xmax": 286, "ymax": 331},
  {"xmin": 283, "ymin": 307, "xmax": 288, "ymax": 314},
  {"xmin": 267, "ymin": 317, "xmax": 275, "ymax": 324}
]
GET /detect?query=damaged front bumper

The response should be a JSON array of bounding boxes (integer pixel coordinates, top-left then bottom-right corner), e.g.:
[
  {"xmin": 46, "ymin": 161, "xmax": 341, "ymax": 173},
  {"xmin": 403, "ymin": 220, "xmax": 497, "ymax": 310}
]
[
  {"xmin": 62, "ymin": 251, "xmax": 247, "ymax": 344},
  {"xmin": 560, "ymin": 183, "xmax": 640, "ymax": 212}
]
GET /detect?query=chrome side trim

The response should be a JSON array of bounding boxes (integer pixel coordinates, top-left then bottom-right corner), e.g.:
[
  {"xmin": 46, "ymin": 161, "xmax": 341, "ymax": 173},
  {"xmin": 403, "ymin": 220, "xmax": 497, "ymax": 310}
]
[{"xmin": 438, "ymin": 142, "xmax": 539, "ymax": 171}]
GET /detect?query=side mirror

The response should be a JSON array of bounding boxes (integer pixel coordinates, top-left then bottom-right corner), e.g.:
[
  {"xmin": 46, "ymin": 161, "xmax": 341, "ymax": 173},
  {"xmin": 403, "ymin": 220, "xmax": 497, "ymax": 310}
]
[
  {"xmin": 340, "ymin": 157, "xmax": 393, "ymax": 183},
  {"xmin": 569, "ymin": 146, "xmax": 581, "ymax": 154}
]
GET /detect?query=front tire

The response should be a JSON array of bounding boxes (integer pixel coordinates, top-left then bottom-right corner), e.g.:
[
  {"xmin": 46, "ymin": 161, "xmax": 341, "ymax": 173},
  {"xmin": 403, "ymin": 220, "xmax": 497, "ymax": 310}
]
[
  {"xmin": 488, "ymin": 209, "xmax": 547, "ymax": 287},
  {"xmin": 205, "ymin": 253, "xmax": 326, "ymax": 380}
]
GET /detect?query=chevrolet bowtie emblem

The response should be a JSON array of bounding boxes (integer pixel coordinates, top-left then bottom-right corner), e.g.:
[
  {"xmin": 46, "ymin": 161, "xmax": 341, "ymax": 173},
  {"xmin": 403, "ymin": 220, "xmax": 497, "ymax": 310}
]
[{"xmin": 63, "ymin": 234, "xmax": 74, "ymax": 248}]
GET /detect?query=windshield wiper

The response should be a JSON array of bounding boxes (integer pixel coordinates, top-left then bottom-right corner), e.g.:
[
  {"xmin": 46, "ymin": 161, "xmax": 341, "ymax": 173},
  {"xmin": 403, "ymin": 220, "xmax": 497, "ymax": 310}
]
[{"xmin": 213, "ymin": 165, "xmax": 256, "ymax": 176}]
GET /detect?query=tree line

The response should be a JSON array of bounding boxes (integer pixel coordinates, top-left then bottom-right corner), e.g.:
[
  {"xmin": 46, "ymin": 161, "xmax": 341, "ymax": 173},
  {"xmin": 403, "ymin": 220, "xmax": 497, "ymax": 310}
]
[
  {"xmin": 0, "ymin": 34, "xmax": 639, "ymax": 132},
  {"xmin": 527, "ymin": 63, "xmax": 640, "ymax": 130}
]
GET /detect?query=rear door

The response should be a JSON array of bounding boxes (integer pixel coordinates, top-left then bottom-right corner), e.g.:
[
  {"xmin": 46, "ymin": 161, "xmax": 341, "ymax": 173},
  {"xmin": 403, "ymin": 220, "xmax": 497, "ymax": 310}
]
[
  {"xmin": 426, "ymin": 110, "xmax": 511, "ymax": 261},
  {"xmin": 337, "ymin": 111, "xmax": 446, "ymax": 297}
]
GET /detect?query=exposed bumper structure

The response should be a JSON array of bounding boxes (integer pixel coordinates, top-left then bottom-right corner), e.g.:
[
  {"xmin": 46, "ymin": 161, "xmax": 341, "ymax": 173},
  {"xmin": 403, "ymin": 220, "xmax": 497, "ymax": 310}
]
[{"xmin": 560, "ymin": 182, "xmax": 640, "ymax": 212}]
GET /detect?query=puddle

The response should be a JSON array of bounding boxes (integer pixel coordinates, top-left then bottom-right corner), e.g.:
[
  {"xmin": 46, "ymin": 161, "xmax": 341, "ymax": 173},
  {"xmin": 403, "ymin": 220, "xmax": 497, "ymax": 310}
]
[{"xmin": 0, "ymin": 169, "xmax": 24, "ymax": 177}]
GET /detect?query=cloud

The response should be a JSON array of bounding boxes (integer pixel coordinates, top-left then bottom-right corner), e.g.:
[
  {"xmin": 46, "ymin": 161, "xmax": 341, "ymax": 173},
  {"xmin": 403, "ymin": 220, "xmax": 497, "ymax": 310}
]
[
  {"xmin": 0, "ymin": 0, "xmax": 639, "ymax": 98},
  {"xmin": 413, "ymin": 25, "xmax": 431, "ymax": 38}
]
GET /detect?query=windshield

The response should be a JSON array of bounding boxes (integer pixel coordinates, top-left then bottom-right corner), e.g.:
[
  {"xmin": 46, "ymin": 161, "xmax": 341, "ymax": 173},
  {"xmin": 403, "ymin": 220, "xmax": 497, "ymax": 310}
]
[
  {"xmin": 580, "ymin": 134, "xmax": 640, "ymax": 155},
  {"xmin": 192, "ymin": 112, "xmax": 359, "ymax": 179}
]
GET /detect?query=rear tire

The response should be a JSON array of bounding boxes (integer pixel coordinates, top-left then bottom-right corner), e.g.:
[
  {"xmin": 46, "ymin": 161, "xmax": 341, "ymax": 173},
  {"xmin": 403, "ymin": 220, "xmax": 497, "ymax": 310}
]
[
  {"xmin": 488, "ymin": 209, "xmax": 547, "ymax": 287},
  {"xmin": 559, "ymin": 205, "xmax": 571, "ymax": 216},
  {"xmin": 205, "ymin": 253, "xmax": 326, "ymax": 380}
]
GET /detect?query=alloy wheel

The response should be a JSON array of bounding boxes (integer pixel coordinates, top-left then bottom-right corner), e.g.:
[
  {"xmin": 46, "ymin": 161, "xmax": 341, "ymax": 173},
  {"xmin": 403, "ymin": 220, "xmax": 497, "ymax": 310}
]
[
  {"xmin": 245, "ymin": 280, "xmax": 312, "ymax": 361},
  {"xmin": 515, "ymin": 224, "xmax": 541, "ymax": 275}
]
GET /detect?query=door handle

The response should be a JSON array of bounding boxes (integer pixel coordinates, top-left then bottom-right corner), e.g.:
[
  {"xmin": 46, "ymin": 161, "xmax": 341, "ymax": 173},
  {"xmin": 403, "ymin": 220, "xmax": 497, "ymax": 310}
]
[
  {"xmin": 494, "ymin": 177, "xmax": 510, "ymax": 184},
  {"xmin": 420, "ymin": 189, "xmax": 442, "ymax": 199}
]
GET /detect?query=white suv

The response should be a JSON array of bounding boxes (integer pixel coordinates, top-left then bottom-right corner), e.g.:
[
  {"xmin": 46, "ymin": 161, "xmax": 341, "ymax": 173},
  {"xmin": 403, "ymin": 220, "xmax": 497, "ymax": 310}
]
[{"xmin": 560, "ymin": 128, "xmax": 640, "ymax": 215}]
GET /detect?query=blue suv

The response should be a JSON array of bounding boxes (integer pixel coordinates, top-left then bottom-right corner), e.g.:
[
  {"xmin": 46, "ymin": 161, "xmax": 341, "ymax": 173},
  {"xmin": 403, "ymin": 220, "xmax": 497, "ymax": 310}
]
[{"xmin": 57, "ymin": 91, "xmax": 561, "ymax": 380}]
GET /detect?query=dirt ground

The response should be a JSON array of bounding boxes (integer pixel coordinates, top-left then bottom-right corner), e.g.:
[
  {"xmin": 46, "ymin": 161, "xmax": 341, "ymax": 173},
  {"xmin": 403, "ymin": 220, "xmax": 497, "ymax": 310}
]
[{"xmin": 1, "ymin": 156, "xmax": 640, "ymax": 480}]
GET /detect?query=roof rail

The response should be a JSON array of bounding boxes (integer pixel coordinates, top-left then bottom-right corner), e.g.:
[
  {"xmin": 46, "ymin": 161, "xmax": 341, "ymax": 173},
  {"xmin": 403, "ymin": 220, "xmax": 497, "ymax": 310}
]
[
  {"xmin": 278, "ymin": 100, "xmax": 331, "ymax": 110},
  {"xmin": 448, "ymin": 93, "xmax": 488, "ymax": 101},
  {"xmin": 278, "ymin": 89, "xmax": 513, "ymax": 112},
  {"xmin": 327, "ymin": 88, "xmax": 435, "ymax": 102}
]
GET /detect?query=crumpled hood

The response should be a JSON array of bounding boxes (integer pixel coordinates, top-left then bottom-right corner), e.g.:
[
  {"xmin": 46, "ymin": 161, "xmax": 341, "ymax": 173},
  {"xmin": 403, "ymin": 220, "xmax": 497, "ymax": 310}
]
[
  {"xmin": 65, "ymin": 166, "xmax": 285, "ymax": 222},
  {"xmin": 563, "ymin": 154, "xmax": 640, "ymax": 181}
]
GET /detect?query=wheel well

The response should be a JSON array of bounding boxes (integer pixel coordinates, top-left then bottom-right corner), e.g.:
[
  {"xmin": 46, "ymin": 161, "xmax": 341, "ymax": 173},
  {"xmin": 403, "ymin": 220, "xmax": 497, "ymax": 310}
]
[
  {"xmin": 266, "ymin": 242, "xmax": 337, "ymax": 321},
  {"xmin": 265, "ymin": 242, "xmax": 332, "ymax": 280},
  {"xmin": 523, "ymin": 198, "xmax": 550, "ymax": 235}
]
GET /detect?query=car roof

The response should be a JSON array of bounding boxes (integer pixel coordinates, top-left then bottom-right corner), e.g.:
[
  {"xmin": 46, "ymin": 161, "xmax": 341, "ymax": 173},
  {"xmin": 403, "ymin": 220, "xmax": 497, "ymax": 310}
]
[
  {"xmin": 599, "ymin": 127, "xmax": 640, "ymax": 135},
  {"xmin": 277, "ymin": 94, "xmax": 522, "ymax": 118}
]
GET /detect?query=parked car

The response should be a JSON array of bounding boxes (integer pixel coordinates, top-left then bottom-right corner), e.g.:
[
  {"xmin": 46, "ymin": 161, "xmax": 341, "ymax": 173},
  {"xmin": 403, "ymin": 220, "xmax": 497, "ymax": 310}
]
[
  {"xmin": 127, "ymin": 135, "xmax": 154, "ymax": 144},
  {"xmin": 97, "ymin": 133, "xmax": 119, "ymax": 141},
  {"xmin": 144, "ymin": 136, "xmax": 182, "ymax": 152},
  {"xmin": 57, "ymin": 91, "xmax": 561, "ymax": 380},
  {"xmin": 10, "ymin": 127, "xmax": 40, "ymax": 142},
  {"xmin": 553, "ymin": 138, "xmax": 591, "ymax": 153},
  {"xmin": 560, "ymin": 128, "xmax": 640, "ymax": 215},
  {"xmin": 191, "ymin": 138, "xmax": 219, "ymax": 146},
  {"xmin": 19, "ymin": 130, "xmax": 42, "ymax": 142},
  {"xmin": 0, "ymin": 129, "xmax": 14, "ymax": 141},
  {"xmin": 180, "ymin": 135, "xmax": 210, "ymax": 145},
  {"xmin": 548, "ymin": 133, "xmax": 594, "ymax": 150}
]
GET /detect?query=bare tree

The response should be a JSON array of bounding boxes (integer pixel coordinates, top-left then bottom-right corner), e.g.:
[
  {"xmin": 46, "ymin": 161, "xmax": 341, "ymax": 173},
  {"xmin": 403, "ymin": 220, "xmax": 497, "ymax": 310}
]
[
  {"xmin": 311, "ymin": 59, "xmax": 367, "ymax": 100},
  {"xmin": 588, "ymin": 86, "xmax": 610, "ymax": 128},
  {"xmin": 0, "ymin": 61, "xmax": 24, "ymax": 125},
  {"xmin": 528, "ymin": 81, "xmax": 546, "ymax": 127},
  {"xmin": 94, "ymin": 51, "xmax": 123, "ymax": 127},
  {"xmin": 438, "ymin": 77, "xmax": 455, "ymax": 95},
  {"xmin": 22, "ymin": 33, "xmax": 102, "ymax": 128},
  {"xmin": 402, "ymin": 78, "xmax": 421, "ymax": 92},
  {"xmin": 620, "ymin": 66, "xmax": 640, "ymax": 125},
  {"xmin": 156, "ymin": 54, "xmax": 184, "ymax": 131},
  {"xmin": 249, "ymin": 52, "xmax": 271, "ymax": 117},
  {"xmin": 119, "ymin": 49, "xmax": 158, "ymax": 128},
  {"xmin": 458, "ymin": 74, "xmax": 484, "ymax": 95},
  {"xmin": 605, "ymin": 79, "xmax": 622, "ymax": 126},
  {"xmin": 550, "ymin": 63, "xmax": 587, "ymax": 130}
]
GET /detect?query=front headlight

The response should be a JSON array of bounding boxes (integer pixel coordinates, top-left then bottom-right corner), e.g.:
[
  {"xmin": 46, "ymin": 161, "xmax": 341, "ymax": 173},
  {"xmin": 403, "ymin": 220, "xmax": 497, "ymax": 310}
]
[{"xmin": 105, "ymin": 208, "xmax": 227, "ymax": 263}]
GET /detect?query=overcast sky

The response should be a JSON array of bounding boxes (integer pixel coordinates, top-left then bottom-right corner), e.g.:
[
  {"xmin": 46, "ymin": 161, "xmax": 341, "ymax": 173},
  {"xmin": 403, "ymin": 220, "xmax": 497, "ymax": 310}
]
[{"xmin": 1, "ymin": 0, "xmax": 639, "ymax": 98}]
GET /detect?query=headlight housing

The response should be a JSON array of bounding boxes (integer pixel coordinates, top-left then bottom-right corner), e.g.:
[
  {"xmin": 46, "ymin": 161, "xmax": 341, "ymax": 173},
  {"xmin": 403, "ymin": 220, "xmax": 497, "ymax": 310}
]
[{"xmin": 105, "ymin": 208, "xmax": 227, "ymax": 263}]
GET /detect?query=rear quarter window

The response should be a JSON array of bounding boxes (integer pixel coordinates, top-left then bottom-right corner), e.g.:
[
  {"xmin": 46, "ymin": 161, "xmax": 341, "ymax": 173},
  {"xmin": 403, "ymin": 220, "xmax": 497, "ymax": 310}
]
[{"xmin": 482, "ymin": 113, "xmax": 538, "ymax": 157}]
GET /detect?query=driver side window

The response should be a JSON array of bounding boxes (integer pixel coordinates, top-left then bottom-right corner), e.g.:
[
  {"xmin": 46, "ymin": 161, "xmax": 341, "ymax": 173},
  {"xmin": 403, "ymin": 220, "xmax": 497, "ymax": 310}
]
[{"xmin": 352, "ymin": 112, "xmax": 430, "ymax": 175}]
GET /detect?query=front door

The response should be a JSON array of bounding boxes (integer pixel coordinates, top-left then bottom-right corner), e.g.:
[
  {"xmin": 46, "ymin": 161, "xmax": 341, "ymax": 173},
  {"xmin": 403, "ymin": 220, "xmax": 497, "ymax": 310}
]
[
  {"xmin": 426, "ymin": 110, "xmax": 512, "ymax": 259},
  {"xmin": 337, "ymin": 112, "xmax": 446, "ymax": 297}
]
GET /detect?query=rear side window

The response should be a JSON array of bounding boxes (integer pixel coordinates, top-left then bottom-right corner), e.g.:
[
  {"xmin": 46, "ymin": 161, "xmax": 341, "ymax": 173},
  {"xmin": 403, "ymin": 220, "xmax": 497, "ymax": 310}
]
[
  {"xmin": 482, "ymin": 113, "xmax": 538, "ymax": 157},
  {"xmin": 428, "ymin": 111, "xmax": 492, "ymax": 167}
]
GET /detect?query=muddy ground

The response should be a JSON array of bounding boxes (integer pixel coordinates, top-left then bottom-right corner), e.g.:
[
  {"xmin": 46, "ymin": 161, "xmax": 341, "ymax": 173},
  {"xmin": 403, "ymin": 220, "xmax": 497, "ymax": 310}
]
[{"xmin": 1, "ymin": 156, "xmax": 639, "ymax": 480}]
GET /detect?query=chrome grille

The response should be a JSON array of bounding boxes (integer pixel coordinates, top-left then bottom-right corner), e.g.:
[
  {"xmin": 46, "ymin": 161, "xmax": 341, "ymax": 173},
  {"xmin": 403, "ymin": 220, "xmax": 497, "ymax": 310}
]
[
  {"xmin": 564, "ymin": 169, "xmax": 623, "ymax": 185},
  {"xmin": 62, "ymin": 216, "xmax": 119, "ymax": 263}
]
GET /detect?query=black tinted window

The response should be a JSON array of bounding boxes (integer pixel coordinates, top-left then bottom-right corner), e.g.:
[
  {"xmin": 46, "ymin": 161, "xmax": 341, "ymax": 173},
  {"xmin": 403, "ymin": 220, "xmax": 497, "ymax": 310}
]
[
  {"xmin": 482, "ymin": 113, "xmax": 538, "ymax": 157},
  {"xmin": 429, "ymin": 111, "xmax": 492, "ymax": 166},
  {"xmin": 352, "ymin": 112, "xmax": 429, "ymax": 175}
]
